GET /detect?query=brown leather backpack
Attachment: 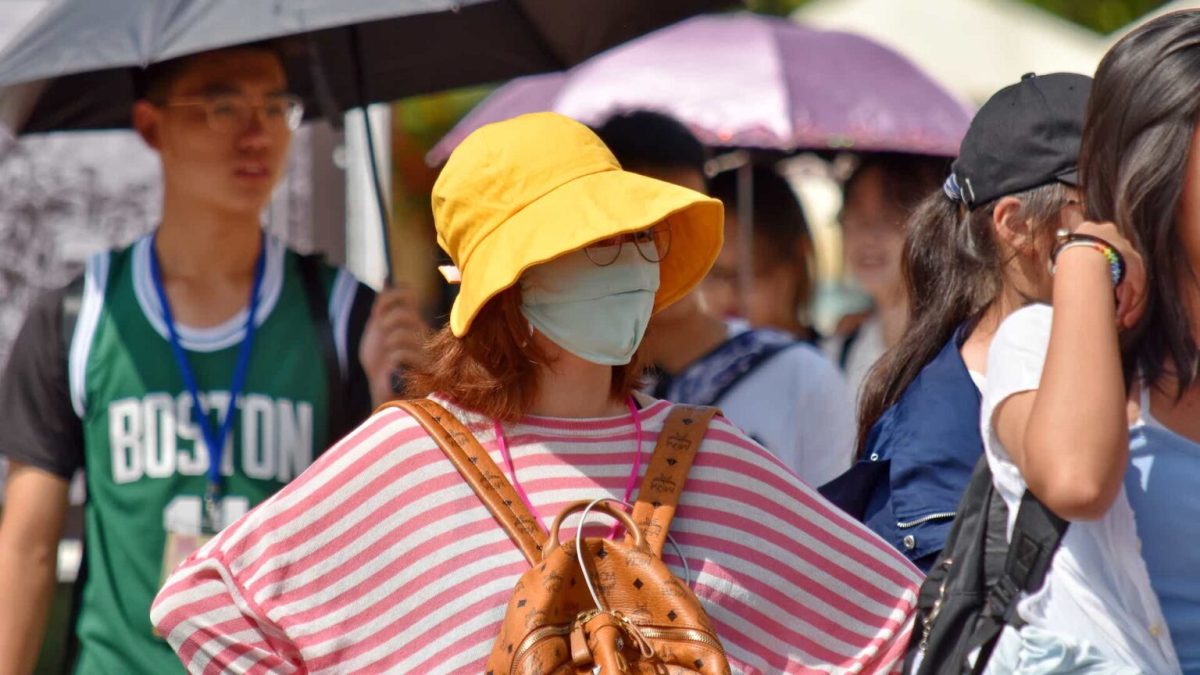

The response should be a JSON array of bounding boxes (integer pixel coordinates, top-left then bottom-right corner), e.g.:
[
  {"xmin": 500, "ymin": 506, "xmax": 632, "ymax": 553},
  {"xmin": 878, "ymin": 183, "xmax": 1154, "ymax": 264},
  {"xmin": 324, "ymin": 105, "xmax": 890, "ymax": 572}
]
[{"xmin": 390, "ymin": 399, "xmax": 731, "ymax": 675}]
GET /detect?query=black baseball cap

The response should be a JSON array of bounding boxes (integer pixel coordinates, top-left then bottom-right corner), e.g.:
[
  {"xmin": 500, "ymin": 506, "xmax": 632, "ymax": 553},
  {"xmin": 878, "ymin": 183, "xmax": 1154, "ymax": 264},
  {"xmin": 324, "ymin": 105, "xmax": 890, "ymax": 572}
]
[{"xmin": 947, "ymin": 72, "xmax": 1091, "ymax": 208}]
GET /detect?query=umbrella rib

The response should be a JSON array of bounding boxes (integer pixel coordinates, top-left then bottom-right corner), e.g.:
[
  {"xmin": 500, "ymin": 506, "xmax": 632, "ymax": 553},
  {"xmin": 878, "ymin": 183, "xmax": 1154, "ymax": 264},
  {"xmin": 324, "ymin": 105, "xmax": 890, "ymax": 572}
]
[{"xmin": 507, "ymin": 0, "xmax": 570, "ymax": 68}]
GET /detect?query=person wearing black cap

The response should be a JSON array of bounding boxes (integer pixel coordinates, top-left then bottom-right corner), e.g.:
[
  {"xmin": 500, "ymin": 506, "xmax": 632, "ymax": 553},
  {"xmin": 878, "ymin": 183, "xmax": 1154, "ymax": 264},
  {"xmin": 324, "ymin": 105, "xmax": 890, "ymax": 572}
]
[
  {"xmin": 969, "ymin": 72, "xmax": 1185, "ymax": 668},
  {"xmin": 820, "ymin": 73, "xmax": 1095, "ymax": 570}
]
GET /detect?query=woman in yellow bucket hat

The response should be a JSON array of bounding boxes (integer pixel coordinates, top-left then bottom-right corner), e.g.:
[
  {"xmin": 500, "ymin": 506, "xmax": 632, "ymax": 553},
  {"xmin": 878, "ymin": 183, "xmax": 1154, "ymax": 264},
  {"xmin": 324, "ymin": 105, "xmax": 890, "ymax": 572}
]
[{"xmin": 152, "ymin": 112, "xmax": 922, "ymax": 673}]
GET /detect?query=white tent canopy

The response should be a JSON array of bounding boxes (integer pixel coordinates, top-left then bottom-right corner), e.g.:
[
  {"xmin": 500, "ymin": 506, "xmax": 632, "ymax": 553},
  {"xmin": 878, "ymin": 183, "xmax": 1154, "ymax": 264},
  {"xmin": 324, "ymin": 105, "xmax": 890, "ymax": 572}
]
[{"xmin": 794, "ymin": 0, "xmax": 1107, "ymax": 104}]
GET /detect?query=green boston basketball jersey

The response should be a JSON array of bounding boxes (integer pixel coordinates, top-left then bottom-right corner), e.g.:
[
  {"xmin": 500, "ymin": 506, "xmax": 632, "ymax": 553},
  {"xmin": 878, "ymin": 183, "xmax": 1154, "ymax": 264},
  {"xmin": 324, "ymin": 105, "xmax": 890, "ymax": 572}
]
[{"xmin": 67, "ymin": 235, "xmax": 361, "ymax": 674}]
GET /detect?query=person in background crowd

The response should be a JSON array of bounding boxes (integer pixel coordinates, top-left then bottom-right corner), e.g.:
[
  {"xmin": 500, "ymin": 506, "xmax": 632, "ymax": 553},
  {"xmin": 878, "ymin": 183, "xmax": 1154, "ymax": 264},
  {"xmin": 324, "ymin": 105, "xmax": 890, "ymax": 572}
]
[
  {"xmin": 151, "ymin": 112, "xmax": 921, "ymax": 674},
  {"xmin": 825, "ymin": 152, "xmax": 946, "ymax": 401},
  {"xmin": 820, "ymin": 74, "xmax": 1093, "ymax": 572},
  {"xmin": 597, "ymin": 111, "xmax": 855, "ymax": 486},
  {"xmin": 0, "ymin": 44, "xmax": 424, "ymax": 674},
  {"xmin": 702, "ymin": 165, "xmax": 820, "ymax": 342},
  {"xmin": 1080, "ymin": 10, "xmax": 1200, "ymax": 671}
]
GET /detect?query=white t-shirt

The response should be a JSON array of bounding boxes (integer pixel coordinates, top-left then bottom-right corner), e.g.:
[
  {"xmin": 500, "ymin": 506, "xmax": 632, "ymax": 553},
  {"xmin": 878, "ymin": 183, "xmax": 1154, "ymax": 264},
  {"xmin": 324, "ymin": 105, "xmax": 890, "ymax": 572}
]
[
  {"xmin": 823, "ymin": 314, "xmax": 886, "ymax": 406},
  {"xmin": 982, "ymin": 304, "xmax": 1180, "ymax": 674},
  {"xmin": 719, "ymin": 324, "xmax": 855, "ymax": 487}
]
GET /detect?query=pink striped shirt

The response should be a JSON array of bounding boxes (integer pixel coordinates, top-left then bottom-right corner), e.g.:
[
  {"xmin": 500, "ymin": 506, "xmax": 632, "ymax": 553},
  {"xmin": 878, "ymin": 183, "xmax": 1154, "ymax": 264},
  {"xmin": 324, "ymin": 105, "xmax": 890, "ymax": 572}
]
[{"xmin": 151, "ymin": 396, "xmax": 920, "ymax": 674}]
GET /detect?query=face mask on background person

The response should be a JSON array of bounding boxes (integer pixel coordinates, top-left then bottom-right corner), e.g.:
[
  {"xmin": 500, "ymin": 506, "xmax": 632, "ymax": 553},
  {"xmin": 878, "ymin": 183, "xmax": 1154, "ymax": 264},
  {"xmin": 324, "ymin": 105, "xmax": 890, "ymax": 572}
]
[{"xmin": 520, "ymin": 245, "xmax": 660, "ymax": 365}]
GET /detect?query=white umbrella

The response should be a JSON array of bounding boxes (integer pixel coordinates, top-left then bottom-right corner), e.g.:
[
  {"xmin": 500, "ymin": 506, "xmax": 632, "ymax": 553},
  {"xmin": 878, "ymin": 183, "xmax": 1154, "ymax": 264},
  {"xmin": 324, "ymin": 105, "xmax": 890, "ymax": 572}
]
[{"xmin": 794, "ymin": 0, "xmax": 1107, "ymax": 104}]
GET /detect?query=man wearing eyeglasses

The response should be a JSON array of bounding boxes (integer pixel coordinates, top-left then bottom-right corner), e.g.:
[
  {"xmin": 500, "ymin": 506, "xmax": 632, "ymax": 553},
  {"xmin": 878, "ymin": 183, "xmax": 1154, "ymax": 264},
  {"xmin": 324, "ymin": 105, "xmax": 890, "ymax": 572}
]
[{"xmin": 0, "ymin": 43, "xmax": 426, "ymax": 674}]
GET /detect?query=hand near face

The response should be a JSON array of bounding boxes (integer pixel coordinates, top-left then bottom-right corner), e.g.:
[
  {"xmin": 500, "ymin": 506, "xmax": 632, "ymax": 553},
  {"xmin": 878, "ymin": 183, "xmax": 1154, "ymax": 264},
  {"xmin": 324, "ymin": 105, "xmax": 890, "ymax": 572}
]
[
  {"xmin": 359, "ymin": 285, "xmax": 430, "ymax": 406},
  {"xmin": 1062, "ymin": 206, "xmax": 1147, "ymax": 330}
]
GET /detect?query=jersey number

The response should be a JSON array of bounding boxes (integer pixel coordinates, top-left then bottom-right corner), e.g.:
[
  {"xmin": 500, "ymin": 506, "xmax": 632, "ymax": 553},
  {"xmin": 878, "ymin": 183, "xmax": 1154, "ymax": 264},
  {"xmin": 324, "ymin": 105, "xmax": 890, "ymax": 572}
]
[{"xmin": 163, "ymin": 495, "xmax": 250, "ymax": 535}]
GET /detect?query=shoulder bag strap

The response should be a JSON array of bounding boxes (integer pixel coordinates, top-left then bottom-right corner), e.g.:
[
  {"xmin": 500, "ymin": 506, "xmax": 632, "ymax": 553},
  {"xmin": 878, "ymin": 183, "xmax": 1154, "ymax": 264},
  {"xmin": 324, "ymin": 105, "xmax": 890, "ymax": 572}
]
[
  {"xmin": 628, "ymin": 404, "xmax": 719, "ymax": 557},
  {"xmin": 296, "ymin": 253, "xmax": 349, "ymax": 444},
  {"xmin": 383, "ymin": 399, "xmax": 549, "ymax": 565}
]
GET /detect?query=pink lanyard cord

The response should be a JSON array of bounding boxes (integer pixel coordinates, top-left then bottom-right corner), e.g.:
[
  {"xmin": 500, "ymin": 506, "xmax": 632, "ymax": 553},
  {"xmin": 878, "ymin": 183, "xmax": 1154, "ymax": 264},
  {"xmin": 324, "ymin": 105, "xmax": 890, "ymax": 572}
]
[
  {"xmin": 492, "ymin": 396, "xmax": 644, "ymax": 540},
  {"xmin": 620, "ymin": 396, "xmax": 645, "ymax": 504},
  {"xmin": 493, "ymin": 418, "xmax": 539, "ymax": 522}
]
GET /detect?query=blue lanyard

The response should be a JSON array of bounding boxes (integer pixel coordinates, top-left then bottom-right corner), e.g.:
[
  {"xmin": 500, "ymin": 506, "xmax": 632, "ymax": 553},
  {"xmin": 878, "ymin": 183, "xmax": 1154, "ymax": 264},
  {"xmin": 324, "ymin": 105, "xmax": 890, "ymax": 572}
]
[{"xmin": 149, "ymin": 232, "xmax": 266, "ymax": 533}]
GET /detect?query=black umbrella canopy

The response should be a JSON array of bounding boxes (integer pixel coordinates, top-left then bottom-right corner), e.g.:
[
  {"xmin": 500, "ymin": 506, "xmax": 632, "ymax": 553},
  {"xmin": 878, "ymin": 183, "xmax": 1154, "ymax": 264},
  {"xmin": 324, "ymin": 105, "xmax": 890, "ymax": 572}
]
[{"xmin": 0, "ymin": 0, "xmax": 737, "ymax": 135}]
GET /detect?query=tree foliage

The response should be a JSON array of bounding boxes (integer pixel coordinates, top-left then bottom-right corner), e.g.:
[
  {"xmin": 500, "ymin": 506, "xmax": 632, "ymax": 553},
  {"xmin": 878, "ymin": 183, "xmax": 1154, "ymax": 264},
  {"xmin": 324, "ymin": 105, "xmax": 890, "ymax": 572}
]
[{"xmin": 748, "ymin": 0, "xmax": 1172, "ymax": 33}]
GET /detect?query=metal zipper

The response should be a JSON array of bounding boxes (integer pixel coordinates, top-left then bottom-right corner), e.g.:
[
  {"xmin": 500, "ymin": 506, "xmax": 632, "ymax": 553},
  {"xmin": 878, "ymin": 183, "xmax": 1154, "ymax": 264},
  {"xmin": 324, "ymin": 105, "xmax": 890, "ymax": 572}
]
[
  {"xmin": 896, "ymin": 512, "xmax": 956, "ymax": 529},
  {"xmin": 510, "ymin": 624, "xmax": 571, "ymax": 675},
  {"xmin": 919, "ymin": 557, "xmax": 954, "ymax": 653},
  {"xmin": 636, "ymin": 626, "xmax": 725, "ymax": 654}
]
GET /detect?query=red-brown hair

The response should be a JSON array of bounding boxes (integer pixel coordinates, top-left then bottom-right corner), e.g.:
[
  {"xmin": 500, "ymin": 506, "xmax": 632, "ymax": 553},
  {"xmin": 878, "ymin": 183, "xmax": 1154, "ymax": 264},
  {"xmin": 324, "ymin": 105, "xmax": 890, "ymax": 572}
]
[{"xmin": 406, "ymin": 287, "xmax": 644, "ymax": 422}]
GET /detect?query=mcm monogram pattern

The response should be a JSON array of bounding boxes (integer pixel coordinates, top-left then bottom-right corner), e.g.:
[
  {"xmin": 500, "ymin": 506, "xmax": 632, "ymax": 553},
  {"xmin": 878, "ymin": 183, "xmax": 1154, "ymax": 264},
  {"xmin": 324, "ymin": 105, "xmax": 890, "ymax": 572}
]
[{"xmin": 386, "ymin": 400, "xmax": 729, "ymax": 675}]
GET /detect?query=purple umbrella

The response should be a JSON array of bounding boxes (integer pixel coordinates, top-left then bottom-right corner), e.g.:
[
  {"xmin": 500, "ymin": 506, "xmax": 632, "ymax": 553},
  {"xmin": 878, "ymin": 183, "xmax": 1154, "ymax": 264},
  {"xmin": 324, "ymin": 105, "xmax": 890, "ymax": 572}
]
[{"xmin": 428, "ymin": 13, "xmax": 972, "ymax": 165}]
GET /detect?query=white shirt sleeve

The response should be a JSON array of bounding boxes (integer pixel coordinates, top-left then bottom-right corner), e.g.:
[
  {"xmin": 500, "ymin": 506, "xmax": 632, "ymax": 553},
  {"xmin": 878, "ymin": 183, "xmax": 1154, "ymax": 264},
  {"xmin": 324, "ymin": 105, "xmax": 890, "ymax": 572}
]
[
  {"xmin": 981, "ymin": 303, "xmax": 1054, "ymax": 521},
  {"xmin": 794, "ymin": 352, "xmax": 857, "ymax": 486}
]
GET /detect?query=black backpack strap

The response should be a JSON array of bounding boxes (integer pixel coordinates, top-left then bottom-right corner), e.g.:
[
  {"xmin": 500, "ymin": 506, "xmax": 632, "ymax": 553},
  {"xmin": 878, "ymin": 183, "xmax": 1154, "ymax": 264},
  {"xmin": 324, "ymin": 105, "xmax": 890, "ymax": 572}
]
[
  {"xmin": 60, "ymin": 275, "xmax": 85, "ymax": 356},
  {"xmin": 296, "ymin": 254, "xmax": 349, "ymax": 445},
  {"xmin": 58, "ymin": 276, "xmax": 87, "ymax": 674},
  {"xmin": 838, "ymin": 326, "xmax": 861, "ymax": 370},
  {"xmin": 966, "ymin": 490, "xmax": 1069, "ymax": 674}
]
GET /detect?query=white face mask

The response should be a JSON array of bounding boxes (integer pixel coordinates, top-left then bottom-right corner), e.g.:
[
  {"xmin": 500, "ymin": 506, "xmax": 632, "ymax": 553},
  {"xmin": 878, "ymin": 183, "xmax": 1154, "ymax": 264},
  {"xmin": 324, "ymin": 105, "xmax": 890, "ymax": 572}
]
[{"xmin": 519, "ymin": 245, "xmax": 660, "ymax": 365}]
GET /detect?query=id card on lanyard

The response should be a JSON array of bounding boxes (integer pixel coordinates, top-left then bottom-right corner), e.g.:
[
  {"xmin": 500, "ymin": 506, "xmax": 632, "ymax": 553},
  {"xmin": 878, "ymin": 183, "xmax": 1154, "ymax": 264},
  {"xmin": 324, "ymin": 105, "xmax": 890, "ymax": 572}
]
[{"xmin": 152, "ymin": 232, "xmax": 266, "ymax": 588}]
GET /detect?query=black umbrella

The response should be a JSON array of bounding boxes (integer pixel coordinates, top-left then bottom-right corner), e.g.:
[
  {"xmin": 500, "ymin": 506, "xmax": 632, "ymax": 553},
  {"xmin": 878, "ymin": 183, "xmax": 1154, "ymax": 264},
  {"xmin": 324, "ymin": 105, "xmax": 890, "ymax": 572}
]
[
  {"xmin": 0, "ymin": 0, "xmax": 736, "ymax": 278},
  {"xmin": 0, "ymin": 1, "xmax": 735, "ymax": 133}
]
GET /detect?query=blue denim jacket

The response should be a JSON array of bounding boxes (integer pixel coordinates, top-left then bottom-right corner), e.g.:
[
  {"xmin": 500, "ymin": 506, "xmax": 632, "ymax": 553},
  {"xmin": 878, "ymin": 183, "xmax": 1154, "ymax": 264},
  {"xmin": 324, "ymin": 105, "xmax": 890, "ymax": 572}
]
[{"xmin": 819, "ymin": 328, "xmax": 982, "ymax": 571}]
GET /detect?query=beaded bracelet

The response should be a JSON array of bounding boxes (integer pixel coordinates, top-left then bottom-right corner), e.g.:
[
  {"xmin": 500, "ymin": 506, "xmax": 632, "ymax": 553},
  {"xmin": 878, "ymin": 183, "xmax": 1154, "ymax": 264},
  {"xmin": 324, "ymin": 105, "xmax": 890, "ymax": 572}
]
[{"xmin": 1049, "ymin": 231, "xmax": 1126, "ymax": 286}]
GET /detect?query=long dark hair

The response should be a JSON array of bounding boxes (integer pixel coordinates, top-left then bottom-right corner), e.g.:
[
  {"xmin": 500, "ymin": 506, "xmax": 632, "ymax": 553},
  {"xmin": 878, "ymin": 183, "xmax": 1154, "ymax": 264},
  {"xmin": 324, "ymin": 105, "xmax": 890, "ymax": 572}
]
[
  {"xmin": 1080, "ymin": 9, "xmax": 1200, "ymax": 397},
  {"xmin": 710, "ymin": 166, "xmax": 815, "ymax": 314},
  {"xmin": 854, "ymin": 183, "xmax": 1067, "ymax": 457}
]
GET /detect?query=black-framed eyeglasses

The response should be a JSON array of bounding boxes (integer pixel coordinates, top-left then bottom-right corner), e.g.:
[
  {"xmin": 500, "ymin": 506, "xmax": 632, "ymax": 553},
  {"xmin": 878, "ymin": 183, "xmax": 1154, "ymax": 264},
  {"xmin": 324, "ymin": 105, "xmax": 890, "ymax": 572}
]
[
  {"xmin": 584, "ymin": 222, "xmax": 672, "ymax": 266},
  {"xmin": 165, "ymin": 93, "xmax": 305, "ymax": 133}
]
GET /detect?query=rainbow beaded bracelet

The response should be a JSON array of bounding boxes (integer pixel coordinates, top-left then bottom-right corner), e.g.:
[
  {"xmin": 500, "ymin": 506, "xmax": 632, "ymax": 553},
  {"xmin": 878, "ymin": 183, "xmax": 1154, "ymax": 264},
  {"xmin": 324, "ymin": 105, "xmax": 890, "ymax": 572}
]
[{"xmin": 1049, "ymin": 230, "xmax": 1126, "ymax": 286}]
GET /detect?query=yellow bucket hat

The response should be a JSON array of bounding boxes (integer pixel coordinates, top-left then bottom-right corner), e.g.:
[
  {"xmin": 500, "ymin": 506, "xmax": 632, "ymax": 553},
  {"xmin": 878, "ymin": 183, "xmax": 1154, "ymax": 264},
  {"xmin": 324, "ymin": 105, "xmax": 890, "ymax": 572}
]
[{"xmin": 433, "ymin": 112, "xmax": 724, "ymax": 337}]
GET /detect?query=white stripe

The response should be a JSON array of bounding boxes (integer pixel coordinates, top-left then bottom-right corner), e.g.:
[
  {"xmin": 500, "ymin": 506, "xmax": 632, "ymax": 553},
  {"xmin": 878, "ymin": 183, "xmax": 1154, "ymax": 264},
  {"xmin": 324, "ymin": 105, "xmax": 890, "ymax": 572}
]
[
  {"xmin": 233, "ymin": 428, "xmax": 447, "ymax": 582},
  {"xmin": 680, "ymin": 466, "xmax": 916, "ymax": 600},
  {"xmin": 260, "ymin": 501, "xmax": 506, "ymax": 612},
  {"xmin": 185, "ymin": 619, "xmax": 266, "ymax": 674},
  {"xmin": 219, "ymin": 412, "xmax": 417, "ymax": 562},
  {"xmin": 674, "ymin": 525, "xmax": 910, "ymax": 648},
  {"xmin": 332, "ymin": 594, "xmax": 502, "ymax": 674},
  {"xmin": 694, "ymin": 435, "xmax": 919, "ymax": 581},
  {"xmin": 424, "ymin": 638, "xmax": 491, "ymax": 675},
  {"xmin": 212, "ymin": 629, "xmax": 295, "ymax": 675},
  {"xmin": 278, "ymin": 528, "xmax": 518, "ymax": 646},
  {"xmin": 158, "ymin": 560, "xmax": 299, "ymax": 672},
  {"xmin": 152, "ymin": 578, "xmax": 221, "ymax": 626},
  {"xmin": 132, "ymin": 233, "xmax": 286, "ymax": 352},
  {"xmin": 246, "ymin": 467, "xmax": 471, "ymax": 595},
  {"xmin": 328, "ymin": 269, "xmax": 358, "ymax": 377},
  {"xmin": 69, "ymin": 251, "xmax": 110, "ymax": 418},
  {"xmin": 153, "ymin": 579, "xmax": 229, "ymax": 642},
  {"xmin": 301, "ymin": 572, "xmax": 513, "ymax": 670},
  {"xmin": 702, "ymin": 600, "xmax": 827, "ymax": 674}
]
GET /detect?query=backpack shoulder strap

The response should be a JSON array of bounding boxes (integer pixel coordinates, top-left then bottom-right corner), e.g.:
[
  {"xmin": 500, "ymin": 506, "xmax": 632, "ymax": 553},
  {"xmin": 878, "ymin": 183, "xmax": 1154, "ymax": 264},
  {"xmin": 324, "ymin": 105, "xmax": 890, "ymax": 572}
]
[
  {"xmin": 296, "ymin": 253, "xmax": 349, "ymax": 444},
  {"xmin": 967, "ymin": 489, "xmax": 1069, "ymax": 674},
  {"xmin": 384, "ymin": 399, "xmax": 549, "ymax": 565},
  {"xmin": 705, "ymin": 341, "xmax": 793, "ymax": 407},
  {"xmin": 629, "ymin": 404, "xmax": 719, "ymax": 557}
]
